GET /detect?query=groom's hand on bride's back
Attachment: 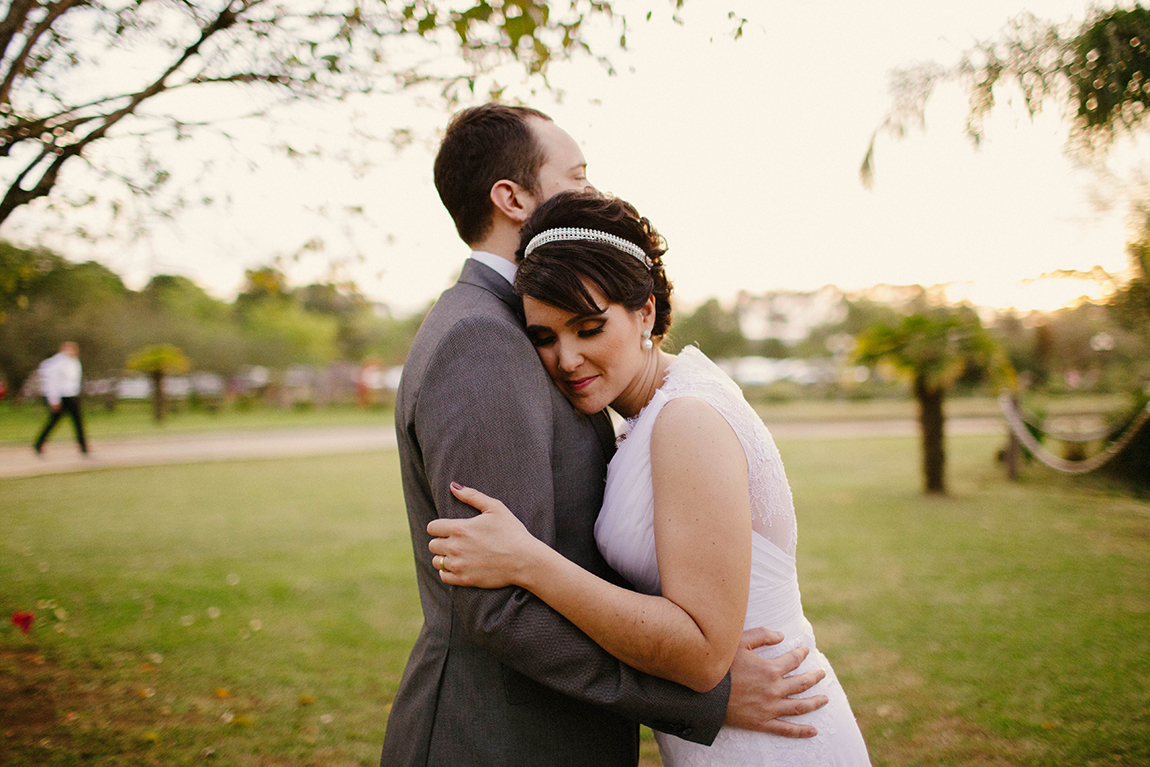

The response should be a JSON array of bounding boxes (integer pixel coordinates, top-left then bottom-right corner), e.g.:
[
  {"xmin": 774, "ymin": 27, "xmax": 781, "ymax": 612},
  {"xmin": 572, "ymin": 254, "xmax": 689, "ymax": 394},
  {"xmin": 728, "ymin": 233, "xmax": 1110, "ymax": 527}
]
[{"xmin": 724, "ymin": 627, "xmax": 829, "ymax": 738}]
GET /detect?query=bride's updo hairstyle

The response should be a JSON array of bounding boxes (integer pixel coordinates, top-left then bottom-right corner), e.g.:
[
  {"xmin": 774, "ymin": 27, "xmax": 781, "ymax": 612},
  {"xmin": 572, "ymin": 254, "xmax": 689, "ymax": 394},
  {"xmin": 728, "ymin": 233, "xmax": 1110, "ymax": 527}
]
[{"xmin": 514, "ymin": 190, "xmax": 674, "ymax": 338}]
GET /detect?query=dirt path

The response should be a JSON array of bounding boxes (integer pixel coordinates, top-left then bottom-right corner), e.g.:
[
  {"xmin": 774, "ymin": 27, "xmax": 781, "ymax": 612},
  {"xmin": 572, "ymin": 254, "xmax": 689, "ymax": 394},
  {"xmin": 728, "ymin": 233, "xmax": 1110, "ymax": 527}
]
[
  {"xmin": 0, "ymin": 425, "xmax": 397, "ymax": 479},
  {"xmin": 0, "ymin": 418, "xmax": 1004, "ymax": 480}
]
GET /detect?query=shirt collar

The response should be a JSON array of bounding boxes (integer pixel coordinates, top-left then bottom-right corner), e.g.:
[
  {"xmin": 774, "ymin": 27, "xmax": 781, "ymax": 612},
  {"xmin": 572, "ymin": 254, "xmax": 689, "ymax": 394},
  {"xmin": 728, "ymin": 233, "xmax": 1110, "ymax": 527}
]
[{"xmin": 469, "ymin": 250, "xmax": 518, "ymax": 286}]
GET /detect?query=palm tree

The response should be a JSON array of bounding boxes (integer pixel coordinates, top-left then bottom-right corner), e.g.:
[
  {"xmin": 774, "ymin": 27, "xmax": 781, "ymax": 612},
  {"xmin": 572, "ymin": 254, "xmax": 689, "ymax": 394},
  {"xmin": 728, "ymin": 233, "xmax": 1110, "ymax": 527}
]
[
  {"xmin": 854, "ymin": 309, "xmax": 1011, "ymax": 494},
  {"xmin": 126, "ymin": 344, "xmax": 192, "ymax": 423}
]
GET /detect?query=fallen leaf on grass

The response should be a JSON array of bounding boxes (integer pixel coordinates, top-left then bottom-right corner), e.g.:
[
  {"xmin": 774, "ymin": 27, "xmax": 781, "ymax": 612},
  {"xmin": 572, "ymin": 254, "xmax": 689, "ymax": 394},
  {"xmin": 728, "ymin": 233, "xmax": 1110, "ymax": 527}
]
[
  {"xmin": 298, "ymin": 694, "xmax": 316, "ymax": 706},
  {"xmin": 11, "ymin": 611, "xmax": 34, "ymax": 633},
  {"xmin": 215, "ymin": 688, "xmax": 231, "ymax": 699}
]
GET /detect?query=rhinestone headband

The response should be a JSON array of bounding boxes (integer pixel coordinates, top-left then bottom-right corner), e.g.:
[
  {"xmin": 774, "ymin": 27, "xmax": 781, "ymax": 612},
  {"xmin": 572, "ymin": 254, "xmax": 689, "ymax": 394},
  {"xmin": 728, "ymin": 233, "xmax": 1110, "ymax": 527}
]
[{"xmin": 523, "ymin": 227, "xmax": 651, "ymax": 267}]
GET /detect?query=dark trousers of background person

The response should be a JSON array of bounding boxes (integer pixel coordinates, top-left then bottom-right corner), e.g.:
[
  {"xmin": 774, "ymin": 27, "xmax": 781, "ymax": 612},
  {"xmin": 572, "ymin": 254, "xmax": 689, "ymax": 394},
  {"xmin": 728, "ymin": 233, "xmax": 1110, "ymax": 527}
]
[{"xmin": 34, "ymin": 395, "xmax": 87, "ymax": 454}]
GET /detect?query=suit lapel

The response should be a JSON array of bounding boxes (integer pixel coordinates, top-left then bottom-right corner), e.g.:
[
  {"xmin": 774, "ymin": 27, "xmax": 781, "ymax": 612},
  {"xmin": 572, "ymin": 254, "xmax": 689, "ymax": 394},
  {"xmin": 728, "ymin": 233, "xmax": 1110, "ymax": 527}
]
[
  {"xmin": 458, "ymin": 258, "xmax": 523, "ymax": 321},
  {"xmin": 591, "ymin": 410, "xmax": 618, "ymax": 460}
]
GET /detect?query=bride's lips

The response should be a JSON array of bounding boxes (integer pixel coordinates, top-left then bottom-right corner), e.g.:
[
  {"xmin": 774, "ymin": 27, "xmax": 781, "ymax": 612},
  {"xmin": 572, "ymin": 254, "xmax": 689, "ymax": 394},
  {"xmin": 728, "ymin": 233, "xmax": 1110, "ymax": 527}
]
[{"xmin": 565, "ymin": 375, "xmax": 598, "ymax": 392}]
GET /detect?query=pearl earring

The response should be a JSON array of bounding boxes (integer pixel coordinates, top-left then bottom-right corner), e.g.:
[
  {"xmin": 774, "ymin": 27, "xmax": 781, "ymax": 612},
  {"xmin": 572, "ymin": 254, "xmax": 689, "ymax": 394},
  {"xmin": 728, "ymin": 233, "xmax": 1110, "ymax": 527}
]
[{"xmin": 641, "ymin": 329, "xmax": 653, "ymax": 351}]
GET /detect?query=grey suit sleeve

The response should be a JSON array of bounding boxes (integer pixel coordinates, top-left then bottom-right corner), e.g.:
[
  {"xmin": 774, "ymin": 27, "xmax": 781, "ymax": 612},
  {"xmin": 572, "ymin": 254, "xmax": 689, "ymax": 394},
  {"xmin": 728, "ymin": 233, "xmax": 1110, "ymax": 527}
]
[{"xmin": 412, "ymin": 315, "xmax": 729, "ymax": 745}]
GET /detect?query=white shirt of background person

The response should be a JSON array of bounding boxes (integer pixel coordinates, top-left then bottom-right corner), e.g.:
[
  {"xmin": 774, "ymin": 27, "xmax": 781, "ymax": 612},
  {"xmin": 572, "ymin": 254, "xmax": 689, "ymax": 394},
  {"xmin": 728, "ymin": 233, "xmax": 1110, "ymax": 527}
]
[{"xmin": 40, "ymin": 345, "xmax": 82, "ymax": 407}]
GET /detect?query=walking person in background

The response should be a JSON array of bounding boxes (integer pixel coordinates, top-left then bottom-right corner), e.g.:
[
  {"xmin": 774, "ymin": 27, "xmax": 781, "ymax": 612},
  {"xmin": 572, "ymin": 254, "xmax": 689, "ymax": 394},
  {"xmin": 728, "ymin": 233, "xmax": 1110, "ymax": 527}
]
[{"xmin": 34, "ymin": 341, "xmax": 88, "ymax": 456}]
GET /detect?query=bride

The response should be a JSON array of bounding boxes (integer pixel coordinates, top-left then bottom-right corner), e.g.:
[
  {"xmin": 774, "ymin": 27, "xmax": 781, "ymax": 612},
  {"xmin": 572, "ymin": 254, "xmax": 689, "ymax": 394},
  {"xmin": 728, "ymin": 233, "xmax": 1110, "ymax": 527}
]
[{"xmin": 427, "ymin": 190, "xmax": 871, "ymax": 766}]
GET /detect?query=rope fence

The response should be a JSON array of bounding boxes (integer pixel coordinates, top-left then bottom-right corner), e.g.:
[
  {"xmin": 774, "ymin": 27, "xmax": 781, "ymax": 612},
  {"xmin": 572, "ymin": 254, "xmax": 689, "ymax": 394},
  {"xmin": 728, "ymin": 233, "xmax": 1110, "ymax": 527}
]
[
  {"xmin": 1012, "ymin": 405, "xmax": 1118, "ymax": 443},
  {"xmin": 998, "ymin": 393, "xmax": 1150, "ymax": 474}
]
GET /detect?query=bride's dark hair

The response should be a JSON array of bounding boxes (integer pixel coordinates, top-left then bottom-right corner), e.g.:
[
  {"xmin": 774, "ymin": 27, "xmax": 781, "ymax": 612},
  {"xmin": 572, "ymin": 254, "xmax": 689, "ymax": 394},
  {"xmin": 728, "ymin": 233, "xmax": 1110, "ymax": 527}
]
[{"xmin": 514, "ymin": 190, "xmax": 673, "ymax": 337}]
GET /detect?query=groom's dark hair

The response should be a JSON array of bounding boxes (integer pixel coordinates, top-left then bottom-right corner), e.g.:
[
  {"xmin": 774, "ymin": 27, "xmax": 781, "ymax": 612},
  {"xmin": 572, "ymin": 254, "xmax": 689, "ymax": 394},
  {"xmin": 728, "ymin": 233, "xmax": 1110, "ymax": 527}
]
[{"xmin": 434, "ymin": 103, "xmax": 552, "ymax": 245}]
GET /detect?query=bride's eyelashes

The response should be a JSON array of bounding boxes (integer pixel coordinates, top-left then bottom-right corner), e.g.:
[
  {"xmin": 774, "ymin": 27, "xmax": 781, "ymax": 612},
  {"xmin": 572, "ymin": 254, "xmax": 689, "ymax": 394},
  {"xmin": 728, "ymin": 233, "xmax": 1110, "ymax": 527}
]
[
  {"xmin": 577, "ymin": 321, "xmax": 606, "ymax": 338},
  {"xmin": 526, "ymin": 319, "xmax": 607, "ymax": 347},
  {"xmin": 529, "ymin": 333, "xmax": 556, "ymax": 348}
]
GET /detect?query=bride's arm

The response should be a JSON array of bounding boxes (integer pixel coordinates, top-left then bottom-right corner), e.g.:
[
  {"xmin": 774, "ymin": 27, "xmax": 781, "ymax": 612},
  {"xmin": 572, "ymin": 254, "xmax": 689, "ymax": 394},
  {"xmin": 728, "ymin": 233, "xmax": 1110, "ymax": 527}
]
[{"xmin": 429, "ymin": 397, "xmax": 751, "ymax": 693}]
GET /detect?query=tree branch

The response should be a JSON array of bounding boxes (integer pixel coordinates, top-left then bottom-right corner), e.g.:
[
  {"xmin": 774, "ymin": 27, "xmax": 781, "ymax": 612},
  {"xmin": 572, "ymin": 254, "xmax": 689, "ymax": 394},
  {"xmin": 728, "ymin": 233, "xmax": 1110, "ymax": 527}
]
[
  {"xmin": 0, "ymin": 0, "xmax": 37, "ymax": 65},
  {"xmin": 0, "ymin": 0, "xmax": 87, "ymax": 107}
]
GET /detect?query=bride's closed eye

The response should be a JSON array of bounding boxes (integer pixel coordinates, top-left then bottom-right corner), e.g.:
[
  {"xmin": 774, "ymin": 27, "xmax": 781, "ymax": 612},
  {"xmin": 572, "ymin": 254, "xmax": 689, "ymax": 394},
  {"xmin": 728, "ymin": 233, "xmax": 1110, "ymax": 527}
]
[
  {"xmin": 577, "ymin": 321, "xmax": 606, "ymax": 339},
  {"xmin": 529, "ymin": 332, "xmax": 557, "ymax": 348},
  {"xmin": 526, "ymin": 319, "xmax": 607, "ymax": 347}
]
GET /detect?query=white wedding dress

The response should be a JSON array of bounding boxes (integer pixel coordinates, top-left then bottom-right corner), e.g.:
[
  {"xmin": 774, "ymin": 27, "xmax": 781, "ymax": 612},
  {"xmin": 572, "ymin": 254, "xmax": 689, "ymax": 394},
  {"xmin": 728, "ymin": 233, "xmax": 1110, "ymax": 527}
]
[{"xmin": 596, "ymin": 346, "xmax": 871, "ymax": 767}]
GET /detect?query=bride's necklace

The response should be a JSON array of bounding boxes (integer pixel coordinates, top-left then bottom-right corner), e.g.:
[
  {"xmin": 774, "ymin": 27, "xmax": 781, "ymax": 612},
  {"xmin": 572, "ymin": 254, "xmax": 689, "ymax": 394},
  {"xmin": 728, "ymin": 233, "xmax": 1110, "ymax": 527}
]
[{"xmin": 620, "ymin": 349, "xmax": 673, "ymax": 423}]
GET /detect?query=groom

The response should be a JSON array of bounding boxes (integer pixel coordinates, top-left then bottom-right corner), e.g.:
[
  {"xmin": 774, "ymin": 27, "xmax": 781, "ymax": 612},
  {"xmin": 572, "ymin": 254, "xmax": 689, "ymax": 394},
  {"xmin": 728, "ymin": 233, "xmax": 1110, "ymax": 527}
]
[{"xmin": 382, "ymin": 104, "xmax": 827, "ymax": 766}]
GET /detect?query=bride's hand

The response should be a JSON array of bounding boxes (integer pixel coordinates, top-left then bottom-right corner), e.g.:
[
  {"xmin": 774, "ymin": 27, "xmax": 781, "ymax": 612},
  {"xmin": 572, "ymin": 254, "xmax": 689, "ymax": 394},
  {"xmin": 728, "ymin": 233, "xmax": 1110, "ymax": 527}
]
[{"xmin": 426, "ymin": 482, "xmax": 544, "ymax": 588}]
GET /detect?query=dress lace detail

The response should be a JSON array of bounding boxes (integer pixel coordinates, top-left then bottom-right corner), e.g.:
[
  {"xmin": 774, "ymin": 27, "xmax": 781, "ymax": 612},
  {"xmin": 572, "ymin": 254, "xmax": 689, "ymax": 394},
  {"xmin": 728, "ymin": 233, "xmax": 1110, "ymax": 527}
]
[{"xmin": 597, "ymin": 346, "xmax": 871, "ymax": 767}]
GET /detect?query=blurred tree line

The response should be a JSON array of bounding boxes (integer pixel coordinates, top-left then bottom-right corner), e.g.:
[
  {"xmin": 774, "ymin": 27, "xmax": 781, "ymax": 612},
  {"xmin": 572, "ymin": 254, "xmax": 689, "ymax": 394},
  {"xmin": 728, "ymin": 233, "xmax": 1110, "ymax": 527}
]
[
  {"xmin": 0, "ymin": 241, "xmax": 425, "ymax": 399},
  {"xmin": 667, "ymin": 286, "xmax": 1148, "ymax": 398},
  {"xmin": 5, "ymin": 238, "xmax": 1146, "ymax": 406}
]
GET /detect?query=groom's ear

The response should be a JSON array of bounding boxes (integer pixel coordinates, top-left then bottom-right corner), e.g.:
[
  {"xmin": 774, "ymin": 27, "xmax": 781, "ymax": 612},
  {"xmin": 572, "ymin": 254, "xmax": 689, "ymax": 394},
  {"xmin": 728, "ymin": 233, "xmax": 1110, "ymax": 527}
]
[{"xmin": 490, "ymin": 179, "xmax": 534, "ymax": 225}]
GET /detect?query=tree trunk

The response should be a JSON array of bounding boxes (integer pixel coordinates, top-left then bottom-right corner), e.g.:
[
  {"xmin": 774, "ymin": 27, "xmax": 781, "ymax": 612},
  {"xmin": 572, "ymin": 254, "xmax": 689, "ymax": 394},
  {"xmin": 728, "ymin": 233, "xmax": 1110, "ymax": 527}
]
[
  {"xmin": 1004, "ymin": 394, "xmax": 1020, "ymax": 481},
  {"xmin": 103, "ymin": 374, "xmax": 119, "ymax": 412},
  {"xmin": 915, "ymin": 373, "xmax": 946, "ymax": 494},
  {"xmin": 151, "ymin": 370, "xmax": 165, "ymax": 423}
]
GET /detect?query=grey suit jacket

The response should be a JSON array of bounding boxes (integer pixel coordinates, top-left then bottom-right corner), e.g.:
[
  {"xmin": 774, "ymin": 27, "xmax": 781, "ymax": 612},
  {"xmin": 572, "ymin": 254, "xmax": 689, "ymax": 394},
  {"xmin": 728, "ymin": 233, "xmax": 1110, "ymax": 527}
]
[{"xmin": 381, "ymin": 259, "xmax": 729, "ymax": 766}]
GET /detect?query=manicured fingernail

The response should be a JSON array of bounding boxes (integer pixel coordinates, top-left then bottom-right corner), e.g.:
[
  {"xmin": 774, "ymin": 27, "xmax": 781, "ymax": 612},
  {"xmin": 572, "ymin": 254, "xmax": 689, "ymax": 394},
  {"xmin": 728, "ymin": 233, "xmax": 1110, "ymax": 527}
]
[{"xmin": 450, "ymin": 481, "xmax": 462, "ymax": 490}]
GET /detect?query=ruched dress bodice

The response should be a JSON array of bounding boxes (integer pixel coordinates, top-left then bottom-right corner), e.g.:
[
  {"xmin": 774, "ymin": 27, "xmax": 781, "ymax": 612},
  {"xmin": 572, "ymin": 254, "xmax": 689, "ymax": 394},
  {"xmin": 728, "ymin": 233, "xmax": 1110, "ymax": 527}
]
[{"xmin": 596, "ymin": 346, "xmax": 871, "ymax": 767}]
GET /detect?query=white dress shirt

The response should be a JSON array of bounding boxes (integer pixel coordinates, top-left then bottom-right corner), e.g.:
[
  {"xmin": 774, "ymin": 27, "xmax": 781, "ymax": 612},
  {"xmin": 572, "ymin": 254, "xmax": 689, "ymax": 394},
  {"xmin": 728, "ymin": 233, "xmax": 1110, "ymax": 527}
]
[
  {"xmin": 469, "ymin": 250, "xmax": 518, "ymax": 286},
  {"xmin": 39, "ymin": 352, "xmax": 82, "ymax": 406}
]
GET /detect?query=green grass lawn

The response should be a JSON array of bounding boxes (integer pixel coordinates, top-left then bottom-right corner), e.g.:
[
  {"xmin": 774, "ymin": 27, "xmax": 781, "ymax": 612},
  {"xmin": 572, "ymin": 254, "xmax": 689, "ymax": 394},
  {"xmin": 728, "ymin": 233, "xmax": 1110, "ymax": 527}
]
[
  {"xmin": 1, "ymin": 452, "xmax": 415, "ymax": 765},
  {"xmin": 0, "ymin": 399, "xmax": 395, "ymax": 445},
  {"xmin": 1, "ymin": 436, "xmax": 1147, "ymax": 765}
]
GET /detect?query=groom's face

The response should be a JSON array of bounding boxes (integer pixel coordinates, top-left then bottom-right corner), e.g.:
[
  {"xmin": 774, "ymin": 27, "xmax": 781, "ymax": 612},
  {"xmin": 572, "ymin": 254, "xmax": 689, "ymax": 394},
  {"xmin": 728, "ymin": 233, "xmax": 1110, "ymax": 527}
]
[{"xmin": 525, "ymin": 118, "xmax": 591, "ymax": 209}]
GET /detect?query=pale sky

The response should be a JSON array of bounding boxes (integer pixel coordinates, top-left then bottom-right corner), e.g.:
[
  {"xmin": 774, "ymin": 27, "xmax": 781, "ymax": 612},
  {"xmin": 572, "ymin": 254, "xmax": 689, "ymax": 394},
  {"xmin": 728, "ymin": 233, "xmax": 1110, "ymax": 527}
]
[{"xmin": 6, "ymin": 0, "xmax": 1141, "ymax": 315}]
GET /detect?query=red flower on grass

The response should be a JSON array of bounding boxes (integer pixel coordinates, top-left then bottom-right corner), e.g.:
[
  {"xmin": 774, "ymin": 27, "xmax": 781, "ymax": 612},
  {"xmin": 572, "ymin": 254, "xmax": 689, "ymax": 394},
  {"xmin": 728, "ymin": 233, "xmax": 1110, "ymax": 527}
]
[{"xmin": 11, "ymin": 611, "xmax": 34, "ymax": 634}]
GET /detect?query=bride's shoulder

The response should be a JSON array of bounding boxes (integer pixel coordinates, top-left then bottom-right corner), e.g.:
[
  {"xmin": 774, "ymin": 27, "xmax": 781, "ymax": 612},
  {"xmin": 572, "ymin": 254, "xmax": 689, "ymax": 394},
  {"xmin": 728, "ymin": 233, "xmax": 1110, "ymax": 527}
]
[
  {"xmin": 650, "ymin": 396, "xmax": 737, "ymax": 447},
  {"xmin": 649, "ymin": 396, "xmax": 746, "ymax": 476}
]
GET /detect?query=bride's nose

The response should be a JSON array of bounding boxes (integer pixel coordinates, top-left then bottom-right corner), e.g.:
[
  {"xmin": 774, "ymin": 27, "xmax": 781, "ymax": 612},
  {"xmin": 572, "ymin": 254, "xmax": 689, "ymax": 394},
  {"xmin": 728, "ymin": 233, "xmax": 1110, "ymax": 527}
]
[{"xmin": 557, "ymin": 342, "xmax": 583, "ymax": 372}]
